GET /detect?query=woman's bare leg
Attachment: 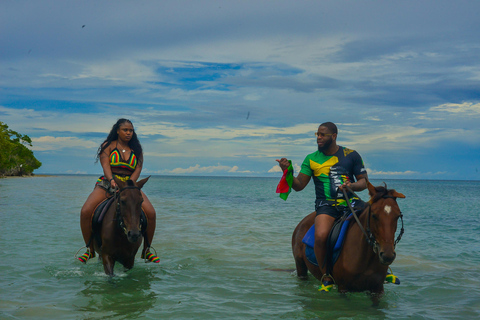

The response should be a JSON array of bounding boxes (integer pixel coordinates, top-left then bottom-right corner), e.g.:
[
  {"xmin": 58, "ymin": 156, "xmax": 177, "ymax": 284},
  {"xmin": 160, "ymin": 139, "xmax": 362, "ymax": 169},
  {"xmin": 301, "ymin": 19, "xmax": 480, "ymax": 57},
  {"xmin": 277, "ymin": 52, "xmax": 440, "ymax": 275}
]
[{"xmin": 80, "ymin": 186, "xmax": 109, "ymax": 248}]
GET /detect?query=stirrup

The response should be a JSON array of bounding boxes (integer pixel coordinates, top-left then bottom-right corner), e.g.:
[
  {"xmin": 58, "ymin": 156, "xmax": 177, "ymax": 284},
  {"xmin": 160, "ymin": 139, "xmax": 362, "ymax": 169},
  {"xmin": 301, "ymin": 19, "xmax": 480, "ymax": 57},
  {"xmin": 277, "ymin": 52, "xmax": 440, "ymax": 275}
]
[
  {"xmin": 143, "ymin": 247, "xmax": 160, "ymax": 263},
  {"xmin": 319, "ymin": 274, "xmax": 335, "ymax": 292},
  {"xmin": 318, "ymin": 280, "xmax": 335, "ymax": 292},
  {"xmin": 385, "ymin": 267, "xmax": 400, "ymax": 285},
  {"xmin": 75, "ymin": 247, "xmax": 93, "ymax": 264}
]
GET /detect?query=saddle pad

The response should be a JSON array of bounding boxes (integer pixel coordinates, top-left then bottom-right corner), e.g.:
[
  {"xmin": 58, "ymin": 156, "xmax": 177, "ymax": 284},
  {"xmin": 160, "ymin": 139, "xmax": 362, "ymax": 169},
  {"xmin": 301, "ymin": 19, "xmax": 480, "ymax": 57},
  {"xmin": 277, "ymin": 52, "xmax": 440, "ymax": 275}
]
[
  {"xmin": 91, "ymin": 197, "xmax": 148, "ymax": 248},
  {"xmin": 92, "ymin": 197, "xmax": 115, "ymax": 227},
  {"xmin": 91, "ymin": 197, "xmax": 115, "ymax": 247},
  {"xmin": 302, "ymin": 223, "xmax": 316, "ymax": 248},
  {"xmin": 302, "ymin": 214, "xmax": 352, "ymax": 267}
]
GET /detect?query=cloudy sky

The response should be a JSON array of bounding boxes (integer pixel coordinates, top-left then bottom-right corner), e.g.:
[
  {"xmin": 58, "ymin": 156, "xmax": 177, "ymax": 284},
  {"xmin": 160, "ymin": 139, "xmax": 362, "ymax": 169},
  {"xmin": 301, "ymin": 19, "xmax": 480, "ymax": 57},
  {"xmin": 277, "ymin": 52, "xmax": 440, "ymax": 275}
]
[{"xmin": 1, "ymin": 0, "xmax": 480, "ymax": 180}]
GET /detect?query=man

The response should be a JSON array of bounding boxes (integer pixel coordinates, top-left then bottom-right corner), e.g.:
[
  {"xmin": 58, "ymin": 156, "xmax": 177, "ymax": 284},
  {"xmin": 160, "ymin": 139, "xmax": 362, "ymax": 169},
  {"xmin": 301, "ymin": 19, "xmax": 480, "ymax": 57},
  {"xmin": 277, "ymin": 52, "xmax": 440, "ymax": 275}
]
[{"xmin": 277, "ymin": 122, "xmax": 368, "ymax": 292}]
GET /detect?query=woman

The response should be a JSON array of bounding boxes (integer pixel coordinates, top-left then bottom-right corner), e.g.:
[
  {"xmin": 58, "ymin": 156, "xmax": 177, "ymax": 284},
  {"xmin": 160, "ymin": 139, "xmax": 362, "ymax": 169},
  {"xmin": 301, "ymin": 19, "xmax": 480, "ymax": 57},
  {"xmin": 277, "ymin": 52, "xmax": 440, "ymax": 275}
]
[{"xmin": 78, "ymin": 118, "xmax": 160, "ymax": 263}]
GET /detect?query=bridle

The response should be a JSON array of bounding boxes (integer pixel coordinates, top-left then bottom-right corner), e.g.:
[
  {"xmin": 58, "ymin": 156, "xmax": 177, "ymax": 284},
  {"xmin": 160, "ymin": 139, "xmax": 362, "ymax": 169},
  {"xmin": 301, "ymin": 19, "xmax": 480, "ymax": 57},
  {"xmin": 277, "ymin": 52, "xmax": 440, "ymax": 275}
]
[
  {"xmin": 342, "ymin": 188, "xmax": 404, "ymax": 253},
  {"xmin": 113, "ymin": 185, "xmax": 144, "ymax": 236}
]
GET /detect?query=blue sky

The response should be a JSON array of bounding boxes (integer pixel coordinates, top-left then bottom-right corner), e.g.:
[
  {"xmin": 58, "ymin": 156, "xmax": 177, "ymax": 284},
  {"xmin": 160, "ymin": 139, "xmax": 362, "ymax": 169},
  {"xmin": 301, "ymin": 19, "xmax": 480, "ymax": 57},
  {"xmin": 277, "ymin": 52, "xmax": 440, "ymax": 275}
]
[{"xmin": 1, "ymin": 0, "xmax": 480, "ymax": 180}]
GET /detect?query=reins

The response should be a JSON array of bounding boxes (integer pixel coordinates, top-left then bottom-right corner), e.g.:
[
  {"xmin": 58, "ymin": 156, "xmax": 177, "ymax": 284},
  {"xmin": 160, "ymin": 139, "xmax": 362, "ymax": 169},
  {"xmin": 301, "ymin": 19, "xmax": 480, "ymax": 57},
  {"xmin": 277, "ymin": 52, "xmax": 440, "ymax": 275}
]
[
  {"xmin": 341, "ymin": 187, "xmax": 404, "ymax": 251},
  {"xmin": 341, "ymin": 188, "xmax": 376, "ymax": 247},
  {"xmin": 114, "ymin": 185, "xmax": 145, "ymax": 239}
]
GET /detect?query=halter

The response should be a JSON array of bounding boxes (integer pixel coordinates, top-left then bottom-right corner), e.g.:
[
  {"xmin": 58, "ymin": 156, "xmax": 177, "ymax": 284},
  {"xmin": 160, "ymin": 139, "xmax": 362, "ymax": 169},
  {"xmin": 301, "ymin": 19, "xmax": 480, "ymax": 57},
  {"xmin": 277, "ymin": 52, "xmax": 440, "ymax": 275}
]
[
  {"xmin": 342, "ymin": 188, "xmax": 404, "ymax": 253},
  {"xmin": 114, "ymin": 185, "xmax": 145, "ymax": 237}
]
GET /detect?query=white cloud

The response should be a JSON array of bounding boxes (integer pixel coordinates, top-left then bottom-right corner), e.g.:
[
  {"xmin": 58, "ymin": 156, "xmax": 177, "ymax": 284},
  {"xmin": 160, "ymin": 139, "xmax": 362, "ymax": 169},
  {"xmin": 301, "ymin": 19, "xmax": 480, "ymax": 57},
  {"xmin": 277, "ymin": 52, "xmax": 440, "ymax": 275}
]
[
  {"xmin": 0, "ymin": 106, "xmax": 117, "ymax": 134},
  {"xmin": 31, "ymin": 136, "xmax": 97, "ymax": 151},
  {"xmin": 243, "ymin": 94, "xmax": 262, "ymax": 101},
  {"xmin": 368, "ymin": 169, "xmax": 447, "ymax": 177},
  {"xmin": 429, "ymin": 102, "xmax": 480, "ymax": 114},
  {"xmin": 344, "ymin": 126, "xmax": 432, "ymax": 152},
  {"xmin": 268, "ymin": 163, "xmax": 301, "ymax": 174},
  {"xmin": 268, "ymin": 165, "xmax": 282, "ymax": 173},
  {"xmin": 165, "ymin": 164, "xmax": 250, "ymax": 175},
  {"xmin": 72, "ymin": 59, "xmax": 158, "ymax": 85},
  {"xmin": 368, "ymin": 169, "xmax": 420, "ymax": 176},
  {"xmin": 65, "ymin": 170, "xmax": 88, "ymax": 174}
]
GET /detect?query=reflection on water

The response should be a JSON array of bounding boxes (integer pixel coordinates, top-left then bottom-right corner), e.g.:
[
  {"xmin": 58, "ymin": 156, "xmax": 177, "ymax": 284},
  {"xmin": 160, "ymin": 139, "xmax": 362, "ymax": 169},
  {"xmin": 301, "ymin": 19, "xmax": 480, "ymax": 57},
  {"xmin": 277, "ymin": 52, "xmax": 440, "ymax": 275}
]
[
  {"xmin": 76, "ymin": 268, "xmax": 159, "ymax": 319},
  {"xmin": 291, "ymin": 277, "xmax": 391, "ymax": 319}
]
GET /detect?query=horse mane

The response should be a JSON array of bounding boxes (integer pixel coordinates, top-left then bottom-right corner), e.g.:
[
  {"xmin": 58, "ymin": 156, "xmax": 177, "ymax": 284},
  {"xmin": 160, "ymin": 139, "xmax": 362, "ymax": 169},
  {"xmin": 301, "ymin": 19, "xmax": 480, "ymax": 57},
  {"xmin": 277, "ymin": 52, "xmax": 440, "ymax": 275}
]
[{"xmin": 369, "ymin": 183, "xmax": 390, "ymax": 203}]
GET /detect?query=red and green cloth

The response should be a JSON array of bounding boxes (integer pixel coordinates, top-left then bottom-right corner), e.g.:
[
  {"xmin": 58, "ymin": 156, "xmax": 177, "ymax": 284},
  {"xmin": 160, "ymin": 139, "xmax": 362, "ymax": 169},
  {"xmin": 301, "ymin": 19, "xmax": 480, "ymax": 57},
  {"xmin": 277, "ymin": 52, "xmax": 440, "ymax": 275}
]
[{"xmin": 276, "ymin": 160, "xmax": 294, "ymax": 201}]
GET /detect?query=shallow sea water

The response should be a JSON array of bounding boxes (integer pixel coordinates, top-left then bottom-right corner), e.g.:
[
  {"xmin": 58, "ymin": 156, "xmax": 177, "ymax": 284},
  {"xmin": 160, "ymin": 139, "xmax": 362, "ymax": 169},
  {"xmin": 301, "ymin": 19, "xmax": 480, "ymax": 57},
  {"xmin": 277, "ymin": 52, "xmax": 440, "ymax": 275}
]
[{"xmin": 1, "ymin": 176, "xmax": 479, "ymax": 319}]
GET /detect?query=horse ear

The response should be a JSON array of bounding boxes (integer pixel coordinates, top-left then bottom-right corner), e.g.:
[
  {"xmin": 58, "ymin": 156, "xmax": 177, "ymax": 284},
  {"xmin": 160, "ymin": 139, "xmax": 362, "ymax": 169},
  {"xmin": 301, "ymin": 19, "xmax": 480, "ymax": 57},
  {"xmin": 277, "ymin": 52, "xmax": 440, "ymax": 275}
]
[
  {"xmin": 136, "ymin": 176, "xmax": 150, "ymax": 189},
  {"xmin": 367, "ymin": 180, "xmax": 376, "ymax": 197},
  {"xmin": 113, "ymin": 176, "xmax": 125, "ymax": 189},
  {"xmin": 391, "ymin": 190, "xmax": 406, "ymax": 199}
]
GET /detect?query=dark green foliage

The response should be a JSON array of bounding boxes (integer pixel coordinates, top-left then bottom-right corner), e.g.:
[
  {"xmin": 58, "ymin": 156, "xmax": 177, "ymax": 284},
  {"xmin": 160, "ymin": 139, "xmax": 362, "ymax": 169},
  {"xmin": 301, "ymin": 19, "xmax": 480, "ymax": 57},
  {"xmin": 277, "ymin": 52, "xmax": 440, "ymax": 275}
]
[{"xmin": 0, "ymin": 122, "xmax": 42, "ymax": 176}]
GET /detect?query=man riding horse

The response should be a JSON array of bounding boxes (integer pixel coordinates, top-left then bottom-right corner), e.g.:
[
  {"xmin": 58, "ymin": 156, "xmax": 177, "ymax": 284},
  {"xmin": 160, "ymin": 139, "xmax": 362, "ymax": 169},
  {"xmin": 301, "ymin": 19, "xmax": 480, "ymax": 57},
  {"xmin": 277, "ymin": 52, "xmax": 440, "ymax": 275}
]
[{"xmin": 277, "ymin": 122, "xmax": 399, "ymax": 292}]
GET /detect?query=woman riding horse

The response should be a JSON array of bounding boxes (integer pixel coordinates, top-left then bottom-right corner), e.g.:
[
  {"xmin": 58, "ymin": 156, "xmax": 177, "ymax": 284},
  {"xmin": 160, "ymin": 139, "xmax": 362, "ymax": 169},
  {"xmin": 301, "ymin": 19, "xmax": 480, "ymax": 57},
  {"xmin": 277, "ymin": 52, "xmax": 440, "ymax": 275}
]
[
  {"xmin": 95, "ymin": 176, "xmax": 151, "ymax": 275},
  {"xmin": 78, "ymin": 118, "xmax": 159, "ymax": 264}
]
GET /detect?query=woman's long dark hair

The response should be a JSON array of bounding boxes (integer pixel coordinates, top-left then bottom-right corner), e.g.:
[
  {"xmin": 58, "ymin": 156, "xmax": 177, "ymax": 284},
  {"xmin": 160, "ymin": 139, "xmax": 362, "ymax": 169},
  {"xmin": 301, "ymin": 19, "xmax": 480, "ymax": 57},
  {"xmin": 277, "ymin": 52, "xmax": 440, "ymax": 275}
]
[{"xmin": 95, "ymin": 118, "xmax": 143, "ymax": 163}]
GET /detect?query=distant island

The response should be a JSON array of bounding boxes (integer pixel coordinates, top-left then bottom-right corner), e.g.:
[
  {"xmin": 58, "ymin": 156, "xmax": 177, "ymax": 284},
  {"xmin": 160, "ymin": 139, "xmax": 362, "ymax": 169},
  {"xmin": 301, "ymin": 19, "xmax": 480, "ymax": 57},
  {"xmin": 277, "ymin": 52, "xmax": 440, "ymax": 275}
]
[{"xmin": 0, "ymin": 121, "xmax": 42, "ymax": 177}]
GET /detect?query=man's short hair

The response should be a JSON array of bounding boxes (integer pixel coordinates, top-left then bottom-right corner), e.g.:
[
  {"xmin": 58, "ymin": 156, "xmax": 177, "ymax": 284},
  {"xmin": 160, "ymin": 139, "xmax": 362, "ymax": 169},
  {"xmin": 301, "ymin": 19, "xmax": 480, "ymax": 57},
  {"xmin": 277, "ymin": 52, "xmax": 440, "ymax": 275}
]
[{"xmin": 320, "ymin": 122, "xmax": 338, "ymax": 134}]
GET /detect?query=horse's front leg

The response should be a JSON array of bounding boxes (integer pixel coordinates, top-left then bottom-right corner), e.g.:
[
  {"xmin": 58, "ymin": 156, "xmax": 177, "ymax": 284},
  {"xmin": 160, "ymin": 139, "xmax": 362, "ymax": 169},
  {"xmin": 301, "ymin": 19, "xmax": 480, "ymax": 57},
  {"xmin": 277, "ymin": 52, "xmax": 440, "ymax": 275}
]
[
  {"xmin": 122, "ymin": 255, "xmax": 135, "ymax": 270},
  {"xmin": 102, "ymin": 254, "xmax": 115, "ymax": 276}
]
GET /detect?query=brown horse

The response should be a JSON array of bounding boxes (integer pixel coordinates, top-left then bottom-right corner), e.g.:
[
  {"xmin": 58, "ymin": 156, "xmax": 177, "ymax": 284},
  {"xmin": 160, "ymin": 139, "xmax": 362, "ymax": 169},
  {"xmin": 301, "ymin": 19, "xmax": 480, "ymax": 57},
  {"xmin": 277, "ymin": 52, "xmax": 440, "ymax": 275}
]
[
  {"xmin": 93, "ymin": 176, "xmax": 150, "ymax": 275},
  {"xmin": 292, "ymin": 181, "xmax": 405, "ymax": 294}
]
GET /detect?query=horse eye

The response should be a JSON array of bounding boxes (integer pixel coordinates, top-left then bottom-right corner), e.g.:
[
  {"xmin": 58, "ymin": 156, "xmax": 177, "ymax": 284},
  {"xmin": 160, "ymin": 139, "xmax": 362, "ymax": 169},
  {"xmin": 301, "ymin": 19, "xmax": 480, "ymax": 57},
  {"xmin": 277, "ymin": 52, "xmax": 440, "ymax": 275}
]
[{"xmin": 372, "ymin": 214, "xmax": 379, "ymax": 221}]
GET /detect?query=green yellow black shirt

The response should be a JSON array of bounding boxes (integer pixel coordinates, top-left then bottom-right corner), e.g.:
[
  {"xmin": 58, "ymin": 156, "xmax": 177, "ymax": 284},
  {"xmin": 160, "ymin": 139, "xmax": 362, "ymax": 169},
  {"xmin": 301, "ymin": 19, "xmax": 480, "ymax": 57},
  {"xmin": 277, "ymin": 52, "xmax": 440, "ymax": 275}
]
[{"xmin": 300, "ymin": 146, "xmax": 366, "ymax": 206}]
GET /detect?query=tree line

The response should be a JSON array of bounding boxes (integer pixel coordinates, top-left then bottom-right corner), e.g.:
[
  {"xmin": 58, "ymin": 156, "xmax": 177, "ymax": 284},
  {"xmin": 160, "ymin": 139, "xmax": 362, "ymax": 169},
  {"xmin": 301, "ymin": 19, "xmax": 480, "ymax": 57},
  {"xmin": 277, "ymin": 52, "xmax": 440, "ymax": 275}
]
[{"xmin": 0, "ymin": 122, "xmax": 42, "ymax": 177}]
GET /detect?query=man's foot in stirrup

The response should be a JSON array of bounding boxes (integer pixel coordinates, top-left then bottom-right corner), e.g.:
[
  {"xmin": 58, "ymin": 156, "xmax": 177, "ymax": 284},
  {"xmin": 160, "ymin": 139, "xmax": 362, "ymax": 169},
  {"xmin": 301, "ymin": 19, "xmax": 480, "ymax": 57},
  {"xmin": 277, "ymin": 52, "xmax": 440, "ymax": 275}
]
[
  {"xmin": 385, "ymin": 272, "xmax": 400, "ymax": 285},
  {"xmin": 318, "ymin": 279, "xmax": 335, "ymax": 292},
  {"xmin": 78, "ymin": 249, "xmax": 93, "ymax": 264},
  {"xmin": 142, "ymin": 248, "xmax": 160, "ymax": 263}
]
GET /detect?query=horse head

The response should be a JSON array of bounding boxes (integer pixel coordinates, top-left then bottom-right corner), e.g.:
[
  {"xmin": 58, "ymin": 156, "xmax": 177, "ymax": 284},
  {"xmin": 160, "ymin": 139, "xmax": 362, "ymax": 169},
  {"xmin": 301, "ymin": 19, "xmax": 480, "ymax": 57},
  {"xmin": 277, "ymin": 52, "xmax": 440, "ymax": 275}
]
[
  {"xmin": 366, "ymin": 181, "xmax": 405, "ymax": 265},
  {"xmin": 114, "ymin": 176, "xmax": 150, "ymax": 243}
]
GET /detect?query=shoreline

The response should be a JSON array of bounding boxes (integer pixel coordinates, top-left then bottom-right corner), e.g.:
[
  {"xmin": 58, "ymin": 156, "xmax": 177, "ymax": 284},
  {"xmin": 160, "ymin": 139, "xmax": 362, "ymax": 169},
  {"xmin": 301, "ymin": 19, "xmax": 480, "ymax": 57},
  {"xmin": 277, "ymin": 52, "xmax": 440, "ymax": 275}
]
[{"xmin": 1, "ymin": 174, "xmax": 57, "ymax": 179}]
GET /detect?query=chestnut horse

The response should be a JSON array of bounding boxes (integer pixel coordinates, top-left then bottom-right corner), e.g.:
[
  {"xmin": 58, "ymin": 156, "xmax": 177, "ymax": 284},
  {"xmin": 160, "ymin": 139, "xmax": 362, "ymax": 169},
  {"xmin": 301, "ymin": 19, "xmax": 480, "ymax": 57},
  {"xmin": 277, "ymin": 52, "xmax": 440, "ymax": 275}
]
[
  {"xmin": 292, "ymin": 181, "xmax": 405, "ymax": 294},
  {"xmin": 93, "ymin": 177, "xmax": 150, "ymax": 275}
]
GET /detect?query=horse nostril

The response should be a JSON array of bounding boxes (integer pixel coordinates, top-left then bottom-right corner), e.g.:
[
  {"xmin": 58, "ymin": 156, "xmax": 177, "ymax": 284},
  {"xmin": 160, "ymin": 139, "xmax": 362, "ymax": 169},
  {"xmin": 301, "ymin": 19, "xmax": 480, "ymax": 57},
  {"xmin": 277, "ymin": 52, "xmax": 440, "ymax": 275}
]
[
  {"xmin": 380, "ymin": 251, "xmax": 396, "ymax": 264},
  {"xmin": 127, "ymin": 230, "xmax": 141, "ymax": 242}
]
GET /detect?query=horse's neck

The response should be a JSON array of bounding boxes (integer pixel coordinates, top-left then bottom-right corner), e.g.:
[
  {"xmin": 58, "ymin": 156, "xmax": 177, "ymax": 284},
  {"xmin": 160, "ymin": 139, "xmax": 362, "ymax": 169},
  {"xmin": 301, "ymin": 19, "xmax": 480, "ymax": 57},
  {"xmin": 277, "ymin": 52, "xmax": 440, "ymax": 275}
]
[
  {"xmin": 344, "ymin": 210, "xmax": 378, "ymax": 268},
  {"xmin": 104, "ymin": 201, "xmax": 119, "ymax": 229}
]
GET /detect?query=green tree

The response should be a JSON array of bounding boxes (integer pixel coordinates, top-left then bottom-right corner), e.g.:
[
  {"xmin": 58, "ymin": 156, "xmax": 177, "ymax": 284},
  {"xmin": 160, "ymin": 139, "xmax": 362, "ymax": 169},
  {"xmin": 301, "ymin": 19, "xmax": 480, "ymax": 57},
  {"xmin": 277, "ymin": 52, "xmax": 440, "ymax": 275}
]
[{"xmin": 0, "ymin": 122, "xmax": 42, "ymax": 176}]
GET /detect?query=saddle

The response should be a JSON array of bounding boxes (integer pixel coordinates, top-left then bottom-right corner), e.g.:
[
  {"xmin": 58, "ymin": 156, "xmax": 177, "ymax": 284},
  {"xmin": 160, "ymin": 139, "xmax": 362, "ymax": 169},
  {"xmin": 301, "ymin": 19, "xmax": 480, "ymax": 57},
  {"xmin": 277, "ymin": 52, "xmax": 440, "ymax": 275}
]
[
  {"xmin": 90, "ymin": 197, "xmax": 148, "ymax": 248},
  {"xmin": 302, "ymin": 213, "xmax": 353, "ymax": 275}
]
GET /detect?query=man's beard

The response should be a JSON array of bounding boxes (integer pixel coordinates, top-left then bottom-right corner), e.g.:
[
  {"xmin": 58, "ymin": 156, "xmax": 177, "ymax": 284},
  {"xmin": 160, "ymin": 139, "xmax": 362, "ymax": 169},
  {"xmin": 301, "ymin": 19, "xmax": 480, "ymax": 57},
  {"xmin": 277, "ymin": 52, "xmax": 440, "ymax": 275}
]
[{"xmin": 318, "ymin": 138, "xmax": 333, "ymax": 153}]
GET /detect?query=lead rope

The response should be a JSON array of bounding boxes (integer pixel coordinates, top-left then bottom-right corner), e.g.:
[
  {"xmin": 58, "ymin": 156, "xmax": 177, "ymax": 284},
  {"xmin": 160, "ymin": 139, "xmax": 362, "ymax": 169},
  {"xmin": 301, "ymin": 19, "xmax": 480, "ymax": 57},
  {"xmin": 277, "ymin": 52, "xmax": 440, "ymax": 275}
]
[{"xmin": 341, "ymin": 188, "xmax": 375, "ymax": 247}]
